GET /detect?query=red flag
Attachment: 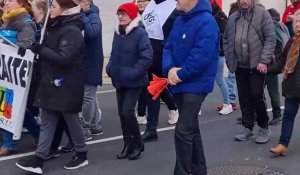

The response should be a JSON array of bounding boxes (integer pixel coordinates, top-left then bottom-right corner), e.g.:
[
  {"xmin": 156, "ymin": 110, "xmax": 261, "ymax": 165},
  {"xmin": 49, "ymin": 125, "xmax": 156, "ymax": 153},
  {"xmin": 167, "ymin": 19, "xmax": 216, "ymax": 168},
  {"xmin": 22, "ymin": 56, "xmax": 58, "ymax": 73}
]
[
  {"xmin": 210, "ymin": 0, "xmax": 222, "ymax": 8},
  {"xmin": 147, "ymin": 74, "xmax": 168, "ymax": 100}
]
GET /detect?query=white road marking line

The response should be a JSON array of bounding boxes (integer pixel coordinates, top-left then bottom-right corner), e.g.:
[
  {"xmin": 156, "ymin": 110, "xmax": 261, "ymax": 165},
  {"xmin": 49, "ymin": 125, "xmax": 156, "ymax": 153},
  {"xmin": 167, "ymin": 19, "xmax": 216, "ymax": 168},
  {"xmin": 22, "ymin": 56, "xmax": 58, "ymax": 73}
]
[
  {"xmin": 0, "ymin": 117, "xmax": 231, "ymax": 162},
  {"xmin": 96, "ymin": 89, "xmax": 116, "ymax": 94}
]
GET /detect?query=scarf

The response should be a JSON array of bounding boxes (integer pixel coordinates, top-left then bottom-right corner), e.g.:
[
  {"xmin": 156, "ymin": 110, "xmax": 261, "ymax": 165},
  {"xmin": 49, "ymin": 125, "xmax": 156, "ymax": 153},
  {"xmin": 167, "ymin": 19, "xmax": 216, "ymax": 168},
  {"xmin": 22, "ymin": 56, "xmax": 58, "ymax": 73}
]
[
  {"xmin": 2, "ymin": 8, "xmax": 27, "ymax": 22},
  {"xmin": 283, "ymin": 32, "xmax": 300, "ymax": 78}
]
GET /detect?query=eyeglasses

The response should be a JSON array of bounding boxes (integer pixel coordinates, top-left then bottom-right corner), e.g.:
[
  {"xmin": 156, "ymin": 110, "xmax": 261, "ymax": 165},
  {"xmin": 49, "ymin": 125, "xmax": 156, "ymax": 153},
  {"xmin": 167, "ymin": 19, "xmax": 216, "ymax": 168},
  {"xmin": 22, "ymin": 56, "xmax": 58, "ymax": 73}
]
[{"xmin": 117, "ymin": 11, "xmax": 129, "ymax": 17}]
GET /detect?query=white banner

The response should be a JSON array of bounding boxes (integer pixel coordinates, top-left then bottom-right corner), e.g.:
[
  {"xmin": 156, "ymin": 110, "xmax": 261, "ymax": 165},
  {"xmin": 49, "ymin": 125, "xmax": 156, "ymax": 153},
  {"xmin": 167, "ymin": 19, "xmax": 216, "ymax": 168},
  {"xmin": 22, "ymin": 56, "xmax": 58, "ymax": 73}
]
[{"xmin": 0, "ymin": 43, "xmax": 34, "ymax": 140}]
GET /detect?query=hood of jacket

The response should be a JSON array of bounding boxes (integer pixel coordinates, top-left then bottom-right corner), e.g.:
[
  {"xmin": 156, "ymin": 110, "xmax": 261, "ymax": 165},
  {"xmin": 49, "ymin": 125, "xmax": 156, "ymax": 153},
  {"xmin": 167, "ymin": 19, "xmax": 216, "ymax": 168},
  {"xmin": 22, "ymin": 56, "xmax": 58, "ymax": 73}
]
[
  {"xmin": 181, "ymin": 0, "xmax": 212, "ymax": 20},
  {"xmin": 84, "ymin": 4, "xmax": 99, "ymax": 16},
  {"xmin": 115, "ymin": 15, "xmax": 141, "ymax": 36}
]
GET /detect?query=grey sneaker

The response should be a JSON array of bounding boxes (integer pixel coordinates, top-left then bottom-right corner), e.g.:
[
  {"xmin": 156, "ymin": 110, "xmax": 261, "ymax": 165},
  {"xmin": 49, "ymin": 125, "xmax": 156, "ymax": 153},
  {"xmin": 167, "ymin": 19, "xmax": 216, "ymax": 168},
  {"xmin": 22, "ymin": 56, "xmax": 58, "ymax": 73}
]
[
  {"xmin": 235, "ymin": 128, "xmax": 254, "ymax": 141},
  {"xmin": 84, "ymin": 129, "xmax": 92, "ymax": 142},
  {"xmin": 91, "ymin": 127, "xmax": 104, "ymax": 136},
  {"xmin": 255, "ymin": 128, "xmax": 270, "ymax": 144}
]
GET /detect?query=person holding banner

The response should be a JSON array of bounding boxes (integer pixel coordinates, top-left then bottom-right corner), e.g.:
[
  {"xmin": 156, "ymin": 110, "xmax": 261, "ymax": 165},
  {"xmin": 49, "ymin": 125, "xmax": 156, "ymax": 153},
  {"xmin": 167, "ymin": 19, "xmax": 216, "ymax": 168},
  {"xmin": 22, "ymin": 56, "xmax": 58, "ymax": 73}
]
[
  {"xmin": 0, "ymin": 0, "xmax": 37, "ymax": 156},
  {"xmin": 16, "ymin": 0, "xmax": 88, "ymax": 173}
]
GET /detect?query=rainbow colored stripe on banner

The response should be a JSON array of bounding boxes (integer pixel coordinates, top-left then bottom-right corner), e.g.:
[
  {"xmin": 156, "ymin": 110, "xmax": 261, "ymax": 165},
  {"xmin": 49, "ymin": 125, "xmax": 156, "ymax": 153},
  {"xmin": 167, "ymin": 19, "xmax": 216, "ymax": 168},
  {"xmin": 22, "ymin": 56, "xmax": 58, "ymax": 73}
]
[{"xmin": 0, "ymin": 87, "xmax": 14, "ymax": 119}]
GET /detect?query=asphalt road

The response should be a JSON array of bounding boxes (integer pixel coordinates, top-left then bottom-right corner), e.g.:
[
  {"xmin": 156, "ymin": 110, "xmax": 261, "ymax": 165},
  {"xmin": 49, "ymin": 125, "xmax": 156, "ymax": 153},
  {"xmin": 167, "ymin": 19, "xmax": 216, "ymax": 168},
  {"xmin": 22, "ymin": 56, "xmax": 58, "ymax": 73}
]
[{"xmin": 0, "ymin": 83, "xmax": 299, "ymax": 175}]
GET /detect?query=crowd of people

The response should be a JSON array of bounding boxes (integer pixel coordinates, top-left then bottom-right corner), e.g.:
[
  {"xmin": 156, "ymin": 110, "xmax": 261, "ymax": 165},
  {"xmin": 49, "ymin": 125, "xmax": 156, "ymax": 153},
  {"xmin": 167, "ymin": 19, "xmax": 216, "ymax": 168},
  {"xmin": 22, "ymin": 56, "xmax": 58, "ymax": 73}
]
[{"xmin": 0, "ymin": 0, "xmax": 299, "ymax": 174}]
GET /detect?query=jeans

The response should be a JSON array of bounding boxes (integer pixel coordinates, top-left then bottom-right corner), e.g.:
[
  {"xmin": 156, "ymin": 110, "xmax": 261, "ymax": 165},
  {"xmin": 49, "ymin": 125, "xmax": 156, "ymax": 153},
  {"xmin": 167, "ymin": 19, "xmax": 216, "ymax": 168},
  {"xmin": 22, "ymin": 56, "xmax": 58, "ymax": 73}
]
[
  {"xmin": 1, "ymin": 109, "xmax": 40, "ymax": 150},
  {"xmin": 226, "ymin": 72, "xmax": 237, "ymax": 104},
  {"xmin": 116, "ymin": 88, "xmax": 142, "ymax": 143},
  {"xmin": 173, "ymin": 93, "xmax": 207, "ymax": 175},
  {"xmin": 279, "ymin": 98, "xmax": 300, "ymax": 147},
  {"xmin": 266, "ymin": 75, "xmax": 282, "ymax": 118},
  {"xmin": 36, "ymin": 109, "xmax": 86, "ymax": 159},
  {"xmin": 236, "ymin": 67, "xmax": 269, "ymax": 130},
  {"xmin": 215, "ymin": 56, "xmax": 229, "ymax": 104},
  {"xmin": 81, "ymin": 84, "xmax": 102, "ymax": 130}
]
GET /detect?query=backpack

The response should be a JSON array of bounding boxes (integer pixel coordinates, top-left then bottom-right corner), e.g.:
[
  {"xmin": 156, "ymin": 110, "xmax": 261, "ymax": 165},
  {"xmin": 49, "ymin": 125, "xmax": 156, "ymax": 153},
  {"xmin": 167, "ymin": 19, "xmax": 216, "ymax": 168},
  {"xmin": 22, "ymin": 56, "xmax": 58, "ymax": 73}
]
[
  {"xmin": 274, "ymin": 21, "xmax": 290, "ymax": 49},
  {"xmin": 267, "ymin": 22, "xmax": 290, "ymax": 74}
]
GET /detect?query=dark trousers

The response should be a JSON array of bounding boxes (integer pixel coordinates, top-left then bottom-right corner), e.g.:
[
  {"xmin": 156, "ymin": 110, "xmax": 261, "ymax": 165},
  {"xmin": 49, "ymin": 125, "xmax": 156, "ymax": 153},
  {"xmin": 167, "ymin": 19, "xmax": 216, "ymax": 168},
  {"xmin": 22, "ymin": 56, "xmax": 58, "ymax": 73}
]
[
  {"xmin": 146, "ymin": 87, "xmax": 177, "ymax": 133},
  {"xmin": 173, "ymin": 93, "xmax": 207, "ymax": 175},
  {"xmin": 266, "ymin": 75, "xmax": 282, "ymax": 118},
  {"xmin": 50, "ymin": 117, "xmax": 72, "ymax": 151},
  {"xmin": 236, "ymin": 68, "xmax": 269, "ymax": 130},
  {"xmin": 116, "ymin": 88, "xmax": 142, "ymax": 144},
  {"xmin": 137, "ymin": 87, "xmax": 147, "ymax": 116},
  {"xmin": 279, "ymin": 98, "xmax": 300, "ymax": 147}
]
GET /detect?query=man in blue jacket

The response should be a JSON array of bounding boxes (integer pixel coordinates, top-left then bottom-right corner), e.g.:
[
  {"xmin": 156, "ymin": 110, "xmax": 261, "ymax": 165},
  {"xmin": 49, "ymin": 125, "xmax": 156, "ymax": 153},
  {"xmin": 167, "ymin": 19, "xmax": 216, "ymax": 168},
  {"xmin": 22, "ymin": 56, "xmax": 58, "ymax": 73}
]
[
  {"xmin": 163, "ymin": 0, "xmax": 219, "ymax": 174},
  {"xmin": 80, "ymin": 0, "xmax": 104, "ymax": 140}
]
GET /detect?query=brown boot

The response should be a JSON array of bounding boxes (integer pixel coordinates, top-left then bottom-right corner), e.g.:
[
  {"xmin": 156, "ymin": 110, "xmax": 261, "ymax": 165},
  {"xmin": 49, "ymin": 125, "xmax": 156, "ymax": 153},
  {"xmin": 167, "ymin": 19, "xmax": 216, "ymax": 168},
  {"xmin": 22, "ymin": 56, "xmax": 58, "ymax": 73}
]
[{"xmin": 270, "ymin": 144, "xmax": 288, "ymax": 156}]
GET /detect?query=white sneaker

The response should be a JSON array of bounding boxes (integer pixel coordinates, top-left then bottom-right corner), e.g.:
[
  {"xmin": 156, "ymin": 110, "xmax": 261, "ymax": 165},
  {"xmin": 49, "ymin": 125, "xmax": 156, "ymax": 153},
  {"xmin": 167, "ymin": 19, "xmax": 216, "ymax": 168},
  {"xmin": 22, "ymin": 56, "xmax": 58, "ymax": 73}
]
[
  {"xmin": 137, "ymin": 115, "xmax": 147, "ymax": 125},
  {"xmin": 219, "ymin": 104, "xmax": 233, "ymax": 115},
  {"xmin": 168, "ymin": 110, "xmax": 179, "ymax": 125}
]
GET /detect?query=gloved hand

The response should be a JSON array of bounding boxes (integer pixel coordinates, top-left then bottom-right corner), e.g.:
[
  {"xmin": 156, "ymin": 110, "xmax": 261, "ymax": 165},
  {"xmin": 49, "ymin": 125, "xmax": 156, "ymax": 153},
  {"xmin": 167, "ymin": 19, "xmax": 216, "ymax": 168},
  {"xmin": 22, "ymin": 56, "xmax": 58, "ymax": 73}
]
[
  {"xmin": 30, "ymin": 42, "xmax": 43, "ymax": 54},
  {"xmin": 17, "ymin": 47, "xmax": 26, "ymax": 57}
]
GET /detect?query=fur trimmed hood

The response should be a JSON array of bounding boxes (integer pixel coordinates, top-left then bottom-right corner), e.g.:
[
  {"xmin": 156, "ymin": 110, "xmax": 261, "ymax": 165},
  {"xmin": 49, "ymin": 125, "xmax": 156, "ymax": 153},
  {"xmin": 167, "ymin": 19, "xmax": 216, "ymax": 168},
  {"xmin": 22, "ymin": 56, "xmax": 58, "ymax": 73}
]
[{"xmin": 115, "ymin": 15, "xmax": 141, "ymax": 36}]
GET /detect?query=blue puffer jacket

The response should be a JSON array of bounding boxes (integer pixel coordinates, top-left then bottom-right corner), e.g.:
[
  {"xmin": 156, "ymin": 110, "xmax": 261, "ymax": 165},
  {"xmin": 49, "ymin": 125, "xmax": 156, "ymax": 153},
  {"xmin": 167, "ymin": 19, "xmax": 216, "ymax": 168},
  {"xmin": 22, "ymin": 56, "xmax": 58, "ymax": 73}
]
[
  {"xmin": 82, "ymin": 5, "xmax": 104, "ymax": 85},
  {"xmin": 106, "ymin": 17, "xmax": 153, "ymax": 89},
  {"xmin": 163, "ymin": 0, "xmax": 219, "ymax": 94}
]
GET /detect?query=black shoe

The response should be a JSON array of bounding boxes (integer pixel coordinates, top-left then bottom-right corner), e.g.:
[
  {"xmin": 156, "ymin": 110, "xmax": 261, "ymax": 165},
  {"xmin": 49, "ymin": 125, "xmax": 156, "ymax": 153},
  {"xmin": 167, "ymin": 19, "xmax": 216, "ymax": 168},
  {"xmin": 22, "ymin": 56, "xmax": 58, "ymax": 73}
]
[
  {"xmin": 142, "ymin": 132, "xmax": 158, "ymax": 142},
  {"xmin": 128, "ymin": 143, "xmax": 144, "ymax": 160},
  {"xmin": 116, "ymin": 141, "xmax": 132, "ymax": 159},
  {"xmin": 269, "ymin": 117, "xmax": 282, "ymax": 125},
  {"xmin": 16, "ymin": 155, "xmax": 44, "ymax": 174},
  {"xmin": 60, "ymin": 143, "xmax": 75, "ymax": 153},
  {"xmin": 45, "ymin": 150, "xmax": 60, "ymax": 160},
  {"xmin": 64, "ymin": 152, "xmax": 88, "ymax": 170}
]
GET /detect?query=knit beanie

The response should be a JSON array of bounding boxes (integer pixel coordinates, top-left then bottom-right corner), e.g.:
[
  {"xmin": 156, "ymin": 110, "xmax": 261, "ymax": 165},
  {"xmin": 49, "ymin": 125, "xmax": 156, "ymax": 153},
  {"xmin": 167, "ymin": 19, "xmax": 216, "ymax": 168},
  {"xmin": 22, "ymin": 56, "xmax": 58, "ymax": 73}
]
[{"xmin": 117, "ymin": 3, "xmax": 139, "ymax": 20}]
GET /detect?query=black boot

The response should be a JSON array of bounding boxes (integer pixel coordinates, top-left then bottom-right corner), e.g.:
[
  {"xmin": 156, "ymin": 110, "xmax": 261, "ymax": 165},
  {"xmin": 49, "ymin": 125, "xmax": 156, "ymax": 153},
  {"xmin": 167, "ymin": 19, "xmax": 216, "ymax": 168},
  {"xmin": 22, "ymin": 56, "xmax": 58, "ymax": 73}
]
[
  {"xmin": 117, "ymin": 137, "xmax": 133, "ymax": 159},
  {"xmin": 128, "ymin": 137, "xmax": 144, "ymax": 160}
]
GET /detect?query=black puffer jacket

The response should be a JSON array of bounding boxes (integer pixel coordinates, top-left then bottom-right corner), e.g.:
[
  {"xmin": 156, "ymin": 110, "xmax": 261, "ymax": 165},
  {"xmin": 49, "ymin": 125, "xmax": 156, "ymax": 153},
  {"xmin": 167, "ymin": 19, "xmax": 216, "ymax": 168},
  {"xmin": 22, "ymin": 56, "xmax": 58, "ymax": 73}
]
[
  {"xmin": 212, "ymin": 5, "xmax": 227, "ymax": 56},
  {"xmin": 33, "ymin": 13, "xmax": 85, "ymax": 113},
  {"xmin": 272, "ymin": 38, "xmax": 300, "ymax": 100}
]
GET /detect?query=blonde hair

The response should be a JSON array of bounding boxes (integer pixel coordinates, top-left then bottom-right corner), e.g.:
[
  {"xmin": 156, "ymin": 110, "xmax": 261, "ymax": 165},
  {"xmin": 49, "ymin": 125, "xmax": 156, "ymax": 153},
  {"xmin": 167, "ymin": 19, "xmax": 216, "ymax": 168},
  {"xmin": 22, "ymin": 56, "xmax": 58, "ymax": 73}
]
[{"xmin": 293, "ymin": 10, "xmax": 300, "ymax": 33}]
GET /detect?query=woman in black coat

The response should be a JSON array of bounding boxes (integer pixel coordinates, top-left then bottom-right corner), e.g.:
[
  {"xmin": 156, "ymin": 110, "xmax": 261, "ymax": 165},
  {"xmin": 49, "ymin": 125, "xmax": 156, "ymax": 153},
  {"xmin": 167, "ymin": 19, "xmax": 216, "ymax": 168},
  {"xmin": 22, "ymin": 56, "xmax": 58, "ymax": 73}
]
[
  {"xmin": 16, "ymin": 0, "xmax": 88, "ymax": 174},
  {"xmin": 270, "ymin": 11, "xmax": 300, "ymax": 156},
  {"xmin": 106, "ymin": 3, "xmax": 152, "ymax": 160}
]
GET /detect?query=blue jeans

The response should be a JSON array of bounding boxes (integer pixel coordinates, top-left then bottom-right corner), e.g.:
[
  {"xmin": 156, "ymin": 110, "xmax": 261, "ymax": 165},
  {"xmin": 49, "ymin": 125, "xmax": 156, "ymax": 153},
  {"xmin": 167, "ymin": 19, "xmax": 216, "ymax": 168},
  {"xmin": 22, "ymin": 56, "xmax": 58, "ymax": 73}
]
[
  {"xmin": 215, "ymin": 56, "xmax": 229, "ymax": 104},
  {"xmin": 226, "ymin": 72, "xmax": 237, "ymax": 104},
  {"xmin": 1, "ymin": 109, "xmax": 40, "ymax": 150},
  {"xmin": 279, "ymin": 98, "xmax": 300, "ymax": 147}
]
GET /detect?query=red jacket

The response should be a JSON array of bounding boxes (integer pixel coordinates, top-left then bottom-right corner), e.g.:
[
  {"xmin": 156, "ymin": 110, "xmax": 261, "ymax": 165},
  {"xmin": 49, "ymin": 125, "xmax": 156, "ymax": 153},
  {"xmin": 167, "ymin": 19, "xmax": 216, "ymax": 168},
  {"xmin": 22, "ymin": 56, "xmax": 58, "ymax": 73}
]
[{"xmin": 282, "ymin": 3, "xmax": 300, "ymax": 23}]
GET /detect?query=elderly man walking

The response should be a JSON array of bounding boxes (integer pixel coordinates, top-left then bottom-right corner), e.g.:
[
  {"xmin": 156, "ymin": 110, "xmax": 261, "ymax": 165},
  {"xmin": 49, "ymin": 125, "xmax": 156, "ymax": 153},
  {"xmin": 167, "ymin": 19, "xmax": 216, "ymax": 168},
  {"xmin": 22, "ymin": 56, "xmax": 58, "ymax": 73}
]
[
  {"xmin": 163, "ymin": 0, "xmax": 219, "ymax": 174},
  {"xmin": 224, "ymin": 0, "xmax": 276, "ymax": 144}
]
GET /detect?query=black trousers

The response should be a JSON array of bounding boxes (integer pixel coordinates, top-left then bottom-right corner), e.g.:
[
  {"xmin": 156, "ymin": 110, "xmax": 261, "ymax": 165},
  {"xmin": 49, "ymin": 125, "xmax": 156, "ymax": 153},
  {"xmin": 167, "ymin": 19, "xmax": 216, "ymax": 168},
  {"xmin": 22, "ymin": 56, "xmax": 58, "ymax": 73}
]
[
  {"xmin": 173, "ymin": 93, "xmax": 207, "ymax": 175},
  {"xmin": 116, "ymin": 88, "xmax": 142, "ymax": 143},
  {"xmin": 236, "ymin": 67, "xmax": 269, "ymax": 130}
]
